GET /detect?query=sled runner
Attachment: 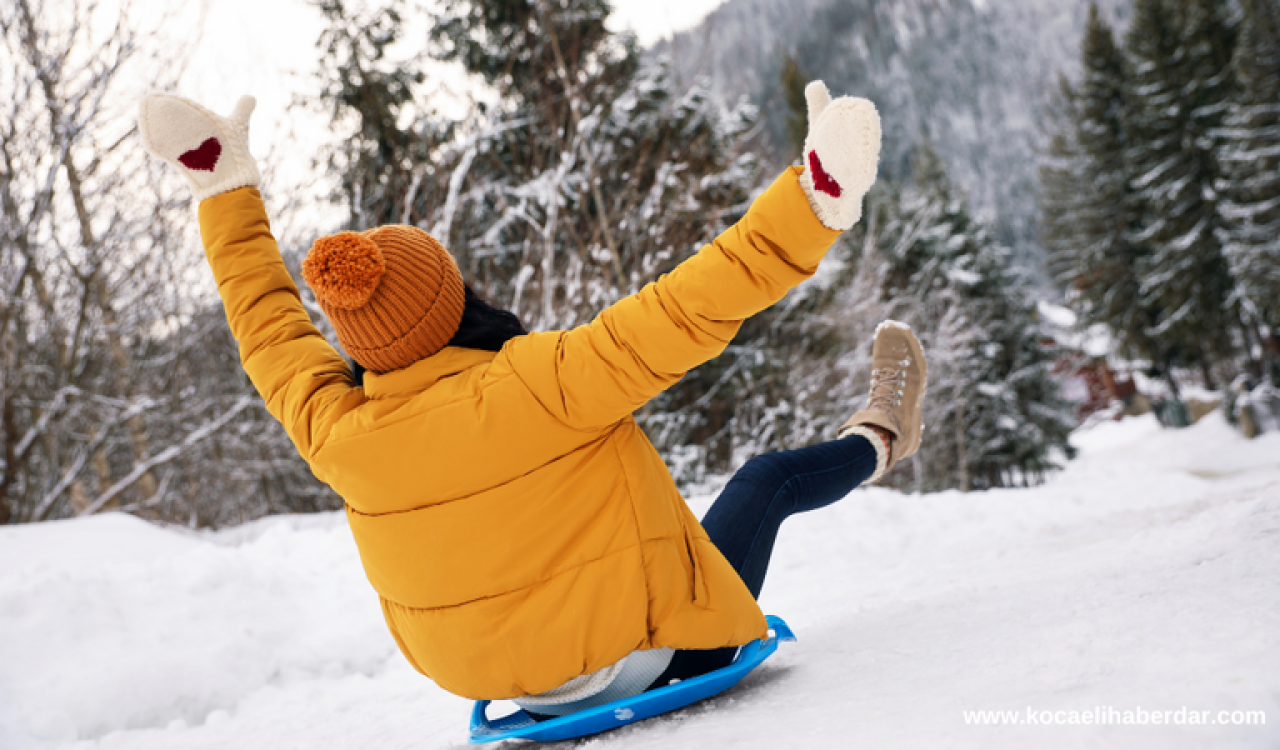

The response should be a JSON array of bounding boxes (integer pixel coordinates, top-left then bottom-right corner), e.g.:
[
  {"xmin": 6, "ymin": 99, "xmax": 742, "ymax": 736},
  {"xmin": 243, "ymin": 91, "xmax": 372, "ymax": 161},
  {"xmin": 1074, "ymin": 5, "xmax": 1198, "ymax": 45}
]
[{"xmin": 468, "ymin": 615, "xmax": 796, "ymax": 744}]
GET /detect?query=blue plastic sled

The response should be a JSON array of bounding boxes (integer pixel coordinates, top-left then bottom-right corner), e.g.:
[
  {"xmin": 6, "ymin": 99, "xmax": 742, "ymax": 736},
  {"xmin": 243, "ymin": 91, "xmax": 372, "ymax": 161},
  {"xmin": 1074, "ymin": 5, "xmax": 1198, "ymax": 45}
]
[{"xmin": 468, "ymin": 615, "xmax": 796, "ymax": 744}]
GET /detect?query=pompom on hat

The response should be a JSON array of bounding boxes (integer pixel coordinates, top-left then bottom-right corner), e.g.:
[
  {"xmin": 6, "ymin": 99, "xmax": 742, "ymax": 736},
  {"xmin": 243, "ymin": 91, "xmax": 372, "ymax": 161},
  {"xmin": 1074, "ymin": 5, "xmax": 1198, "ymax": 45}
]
[{"xmin": 302, "ymin": 225, "xmax": 465, "ymax": 373}]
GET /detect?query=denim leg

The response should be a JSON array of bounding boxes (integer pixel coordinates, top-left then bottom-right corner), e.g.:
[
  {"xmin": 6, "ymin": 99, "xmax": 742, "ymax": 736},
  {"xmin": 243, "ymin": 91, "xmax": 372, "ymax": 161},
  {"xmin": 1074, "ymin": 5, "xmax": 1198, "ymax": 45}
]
[
  {"xmin": 653, "ymin": 433, "xmax": 881, "ymax": 684},
  {"xmin": 702, "ymin": 433, "xmax": 880, "ymax": 598}
]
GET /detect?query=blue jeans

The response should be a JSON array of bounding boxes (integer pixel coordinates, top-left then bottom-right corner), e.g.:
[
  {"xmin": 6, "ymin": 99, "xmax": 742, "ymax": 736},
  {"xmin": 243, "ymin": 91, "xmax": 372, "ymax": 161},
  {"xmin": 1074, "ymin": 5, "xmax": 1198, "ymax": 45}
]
[{"xmin": 653, "ymin": 433, "xmax": 880, "ymax": 684}]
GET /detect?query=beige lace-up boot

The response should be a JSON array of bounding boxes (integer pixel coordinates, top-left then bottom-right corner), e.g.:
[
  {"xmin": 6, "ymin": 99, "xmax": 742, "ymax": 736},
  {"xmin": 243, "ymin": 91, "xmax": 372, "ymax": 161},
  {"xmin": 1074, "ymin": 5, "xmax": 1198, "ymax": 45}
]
[{"xmin": 837, "ymin": 320, "xmax": 928, "ymax": 482}]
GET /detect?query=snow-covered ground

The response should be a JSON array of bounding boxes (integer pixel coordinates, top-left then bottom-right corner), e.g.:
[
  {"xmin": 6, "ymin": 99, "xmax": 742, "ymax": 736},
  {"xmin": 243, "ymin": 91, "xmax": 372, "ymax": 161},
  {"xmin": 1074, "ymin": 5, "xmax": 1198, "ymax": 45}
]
[{"xmin": 2, "ymin": 413, "xmax": 1278, "ymax": 749}]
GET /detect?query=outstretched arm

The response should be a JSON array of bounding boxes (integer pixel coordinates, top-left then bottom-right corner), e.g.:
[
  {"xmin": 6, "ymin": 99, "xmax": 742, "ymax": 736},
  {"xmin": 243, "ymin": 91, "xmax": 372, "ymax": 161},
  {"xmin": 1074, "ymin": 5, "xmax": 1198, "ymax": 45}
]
[
  {"xmin": 139, "ymin": 94, "xmax": 362, "ymax": 461},
  {"xmin": 197, "ymin": 188, "xmax": 363, "ymax": 459},
  {"xmin": 505, "ymin": 82, "xmax": 880, "ymax": 429}
]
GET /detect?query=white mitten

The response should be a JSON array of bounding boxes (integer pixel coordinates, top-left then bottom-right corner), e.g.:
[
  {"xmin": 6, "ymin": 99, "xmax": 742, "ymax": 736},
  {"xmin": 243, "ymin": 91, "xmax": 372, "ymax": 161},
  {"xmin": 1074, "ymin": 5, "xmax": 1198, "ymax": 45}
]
[
  {"xmin": 798, "ymin": 81, "xmax": 881, "ymax": 231},
  {"xmin": 138, "ymin": 93, "xmax": 261, "ymax": 202}
]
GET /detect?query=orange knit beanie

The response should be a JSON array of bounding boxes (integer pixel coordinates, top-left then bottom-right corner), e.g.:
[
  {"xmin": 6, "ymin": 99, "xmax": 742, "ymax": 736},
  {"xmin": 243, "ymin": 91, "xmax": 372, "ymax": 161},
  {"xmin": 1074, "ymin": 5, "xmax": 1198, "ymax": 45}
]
[{"xmin": 302, "ymin": 225, "xmax": 465, "ymax": 374}]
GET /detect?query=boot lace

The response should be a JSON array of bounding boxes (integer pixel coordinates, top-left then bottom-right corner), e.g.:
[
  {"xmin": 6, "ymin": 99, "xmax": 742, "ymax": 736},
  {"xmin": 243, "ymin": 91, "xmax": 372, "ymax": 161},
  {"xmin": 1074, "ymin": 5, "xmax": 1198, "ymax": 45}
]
[{"xmin": 868, "ymin": 363, "xmax": 907, "ymax": 412}]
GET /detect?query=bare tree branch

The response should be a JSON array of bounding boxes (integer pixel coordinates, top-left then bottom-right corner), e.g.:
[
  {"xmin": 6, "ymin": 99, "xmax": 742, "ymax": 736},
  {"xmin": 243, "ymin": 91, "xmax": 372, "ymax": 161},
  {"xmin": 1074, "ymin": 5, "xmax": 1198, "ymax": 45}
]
[{"xmin": 80, "ymin": 395, "xmax": 254, "ymax": 516}]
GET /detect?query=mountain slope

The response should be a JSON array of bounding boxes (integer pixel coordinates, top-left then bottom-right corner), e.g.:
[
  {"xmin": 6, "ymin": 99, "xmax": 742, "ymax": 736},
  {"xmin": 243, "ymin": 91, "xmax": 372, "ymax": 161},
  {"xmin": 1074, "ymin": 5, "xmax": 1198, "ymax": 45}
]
[{"xmin": 660, "ymin": 0, "xmax": 1132, "ymax": 266}]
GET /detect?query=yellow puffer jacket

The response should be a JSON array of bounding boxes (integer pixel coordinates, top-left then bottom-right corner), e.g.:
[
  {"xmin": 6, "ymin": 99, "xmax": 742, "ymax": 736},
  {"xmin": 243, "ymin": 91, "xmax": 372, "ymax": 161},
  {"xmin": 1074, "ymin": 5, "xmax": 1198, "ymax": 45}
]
[{"xmin": 198, "ymin": 166, "xmax": 840, "ymax": 700}]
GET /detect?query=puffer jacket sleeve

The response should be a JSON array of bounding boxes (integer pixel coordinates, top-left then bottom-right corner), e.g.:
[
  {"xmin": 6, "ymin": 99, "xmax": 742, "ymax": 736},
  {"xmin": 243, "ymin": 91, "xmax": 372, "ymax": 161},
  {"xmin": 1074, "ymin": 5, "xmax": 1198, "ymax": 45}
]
[
  {"xmin": 198, "ymin": 187, "xmax": 364, "ymax": 463},
  {"xmin": 504, "ymin": 166, "xmax": 842, "ymax": 430}
]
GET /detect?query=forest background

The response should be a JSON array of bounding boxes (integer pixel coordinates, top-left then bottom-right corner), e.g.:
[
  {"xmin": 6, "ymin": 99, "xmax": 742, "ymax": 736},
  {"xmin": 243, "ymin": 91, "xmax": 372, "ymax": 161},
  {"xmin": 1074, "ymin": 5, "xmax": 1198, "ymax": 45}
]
[{"xmin": 2, "ymin": 0, "xmax": 1278, "ymax": 528}]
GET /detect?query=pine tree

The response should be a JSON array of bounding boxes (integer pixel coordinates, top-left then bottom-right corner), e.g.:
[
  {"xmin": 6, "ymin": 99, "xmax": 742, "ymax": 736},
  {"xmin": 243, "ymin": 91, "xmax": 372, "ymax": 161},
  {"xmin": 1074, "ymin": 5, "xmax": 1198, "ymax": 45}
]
[
  {"xmin": 960, "ymin": 242, "xmax": 1078, "ymax": 489},
  {"xmin": 313, "ymin": 0, "xmax": 450, "ymax": 228},
  {"xmin": 867, "ymin": 147, "xmax": 1075, "ymax": 491},
  {"xmin": 1040, "ymin": 74, "xmax": 1087, "ymax": 279},
  {"xmin": 1124, "ymin": 0, "xmax": 1240, "ymax": 388},
  {"xmin": 430, "ymin": 0, "xmax": 631, "ymax": 111},
  {"xmin": 1046, "ymin": 6, "xmax": 1165, "ymax": 368},
  {"xmin": 1218, "ymin": 0, "xmax": 1280, "ymax": 384},
  {"xmin": 423, "ymin": 0, "xmax": 743, "ymax": 322}
]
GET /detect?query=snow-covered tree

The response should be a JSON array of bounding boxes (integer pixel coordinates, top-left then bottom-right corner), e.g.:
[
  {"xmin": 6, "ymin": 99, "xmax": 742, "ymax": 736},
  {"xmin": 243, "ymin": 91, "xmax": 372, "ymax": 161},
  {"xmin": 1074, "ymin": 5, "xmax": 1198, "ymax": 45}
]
[
  {"xmin": 856, "ymin": 147, "xmax": 1075, "ymax": 491},
  {"xmin": 313, "ymin": 0, "xmax": 451, "ymax": 229},
  {"xmin": 1040, "ymin": 76, "xmax": 1089, "ymax": 285},
  {"xmin": 1044, "ymin": 6, "xmax": 1163, "ymax": 365},
  {"xmin": 1217, "ymin": 0, "xmax": 1280, "ymax": 385},
  {"xmin": 1124, "ymin": 0, "xmax": 1240, "ymax": 388}
]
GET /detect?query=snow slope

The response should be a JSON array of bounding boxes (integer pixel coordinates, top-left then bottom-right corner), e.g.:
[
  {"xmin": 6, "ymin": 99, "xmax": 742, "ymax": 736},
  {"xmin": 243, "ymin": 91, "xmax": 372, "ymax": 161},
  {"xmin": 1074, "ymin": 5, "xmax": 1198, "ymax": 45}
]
[{"xmin": 2, "ymin": 414, "xmax": 1277, "ymax": 749}]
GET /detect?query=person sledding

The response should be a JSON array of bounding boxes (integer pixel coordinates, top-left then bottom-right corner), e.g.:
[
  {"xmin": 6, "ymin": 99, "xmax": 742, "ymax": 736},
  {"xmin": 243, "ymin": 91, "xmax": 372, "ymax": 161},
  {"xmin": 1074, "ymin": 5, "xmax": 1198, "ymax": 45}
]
[{"xmin": 137, "ymin": 79, "xmax": 926, "ymax": 723}]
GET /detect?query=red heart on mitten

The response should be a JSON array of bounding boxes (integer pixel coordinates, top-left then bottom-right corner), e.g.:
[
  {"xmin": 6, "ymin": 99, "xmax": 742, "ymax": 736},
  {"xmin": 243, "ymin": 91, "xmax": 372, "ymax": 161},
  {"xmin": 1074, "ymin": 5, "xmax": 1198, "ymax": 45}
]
[
  {"xmin": 178, "ymin": 137, "xmax": 222, "ymax": 172},
  {"xmin": 808, "ymin": 151, "xmax": 843, "ymax": 198}
]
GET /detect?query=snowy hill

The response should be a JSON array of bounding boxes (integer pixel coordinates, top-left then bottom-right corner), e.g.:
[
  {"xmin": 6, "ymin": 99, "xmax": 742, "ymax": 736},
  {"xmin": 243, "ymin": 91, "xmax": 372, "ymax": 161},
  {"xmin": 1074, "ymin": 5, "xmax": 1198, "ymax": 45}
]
[{"xmin": 2, "ymin": 413, "xmax": 1278, "ymax": 749}]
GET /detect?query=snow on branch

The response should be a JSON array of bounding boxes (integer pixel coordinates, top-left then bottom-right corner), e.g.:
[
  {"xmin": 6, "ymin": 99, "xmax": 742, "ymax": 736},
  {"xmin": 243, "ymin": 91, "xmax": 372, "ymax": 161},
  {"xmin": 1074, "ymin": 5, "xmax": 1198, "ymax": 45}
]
[
  {"xmin": 10, "ymin": 386, "xmax": 79, "ymax": 466},
  {"xmin": 78, "ymin": 395, "xmax": 255, "ymax": 517},
  {"xmin": 29, "ymin": 396, "xmax": 160, "ymax": 522}
]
